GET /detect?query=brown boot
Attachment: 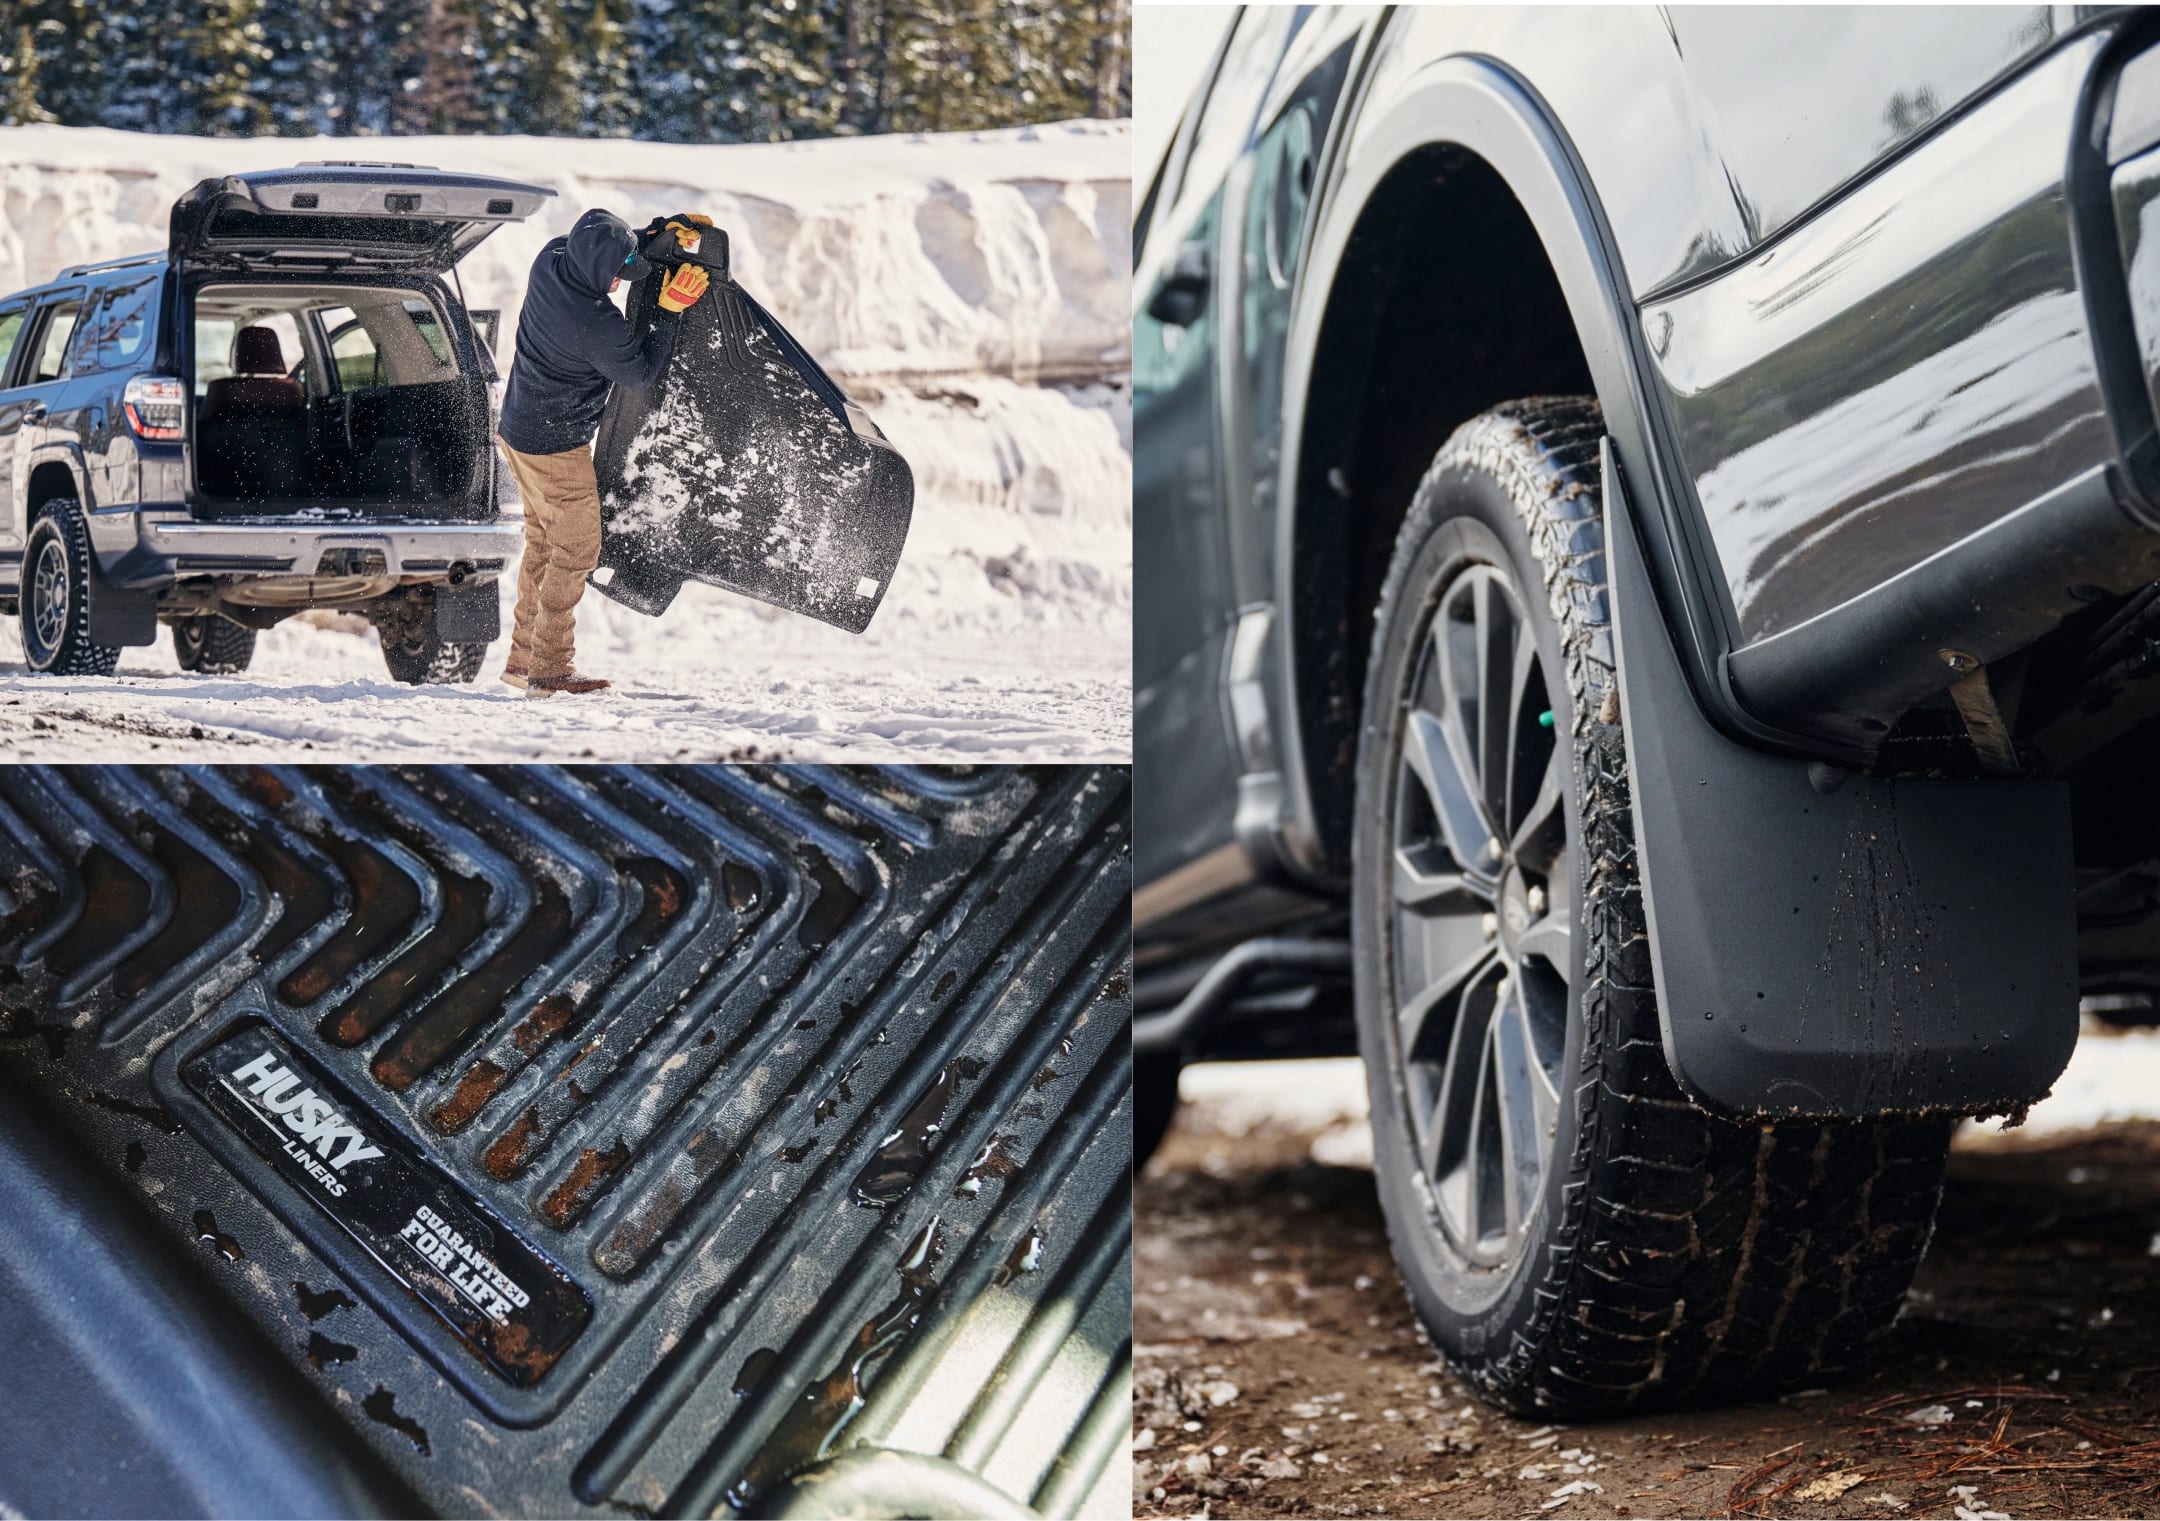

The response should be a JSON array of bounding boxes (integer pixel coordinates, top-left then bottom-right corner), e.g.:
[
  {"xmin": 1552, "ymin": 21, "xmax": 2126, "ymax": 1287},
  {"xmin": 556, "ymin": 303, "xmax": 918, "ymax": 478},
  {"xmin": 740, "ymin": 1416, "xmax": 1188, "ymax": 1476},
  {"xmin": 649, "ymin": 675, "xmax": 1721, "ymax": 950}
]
[
  {"xmin": 526, "ymin": 672, "xmax": 611, "ymax": 698},
  {"xmin": 501, "ymin": 662, "xmax": 530, "ymax": 691}
]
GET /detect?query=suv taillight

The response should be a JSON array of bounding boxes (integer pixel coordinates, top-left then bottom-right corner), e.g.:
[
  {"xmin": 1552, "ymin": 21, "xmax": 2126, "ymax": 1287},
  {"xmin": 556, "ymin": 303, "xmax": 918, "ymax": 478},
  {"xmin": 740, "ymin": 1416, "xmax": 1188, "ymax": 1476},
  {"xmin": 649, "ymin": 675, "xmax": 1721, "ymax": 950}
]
[{"xmin": 122, "ymin": 375, "xmax": 185, "ymax": 442}]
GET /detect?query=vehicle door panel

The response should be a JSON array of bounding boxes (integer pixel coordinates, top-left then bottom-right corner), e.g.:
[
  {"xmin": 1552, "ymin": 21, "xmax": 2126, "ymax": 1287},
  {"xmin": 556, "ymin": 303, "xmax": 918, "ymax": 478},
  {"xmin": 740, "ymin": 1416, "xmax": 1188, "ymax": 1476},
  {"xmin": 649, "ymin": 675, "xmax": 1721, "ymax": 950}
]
[
  {"xmin": 1228, "ymin": 21, "xmax": 1359, "ymax": 607},
  {"xmin": 4, "ymin": 288, "xmax": 85, "ymax": 536},
  {"xmin": 0, "ymin": 301, "xmax": 33, "ymax": 551},
  {"xmin": 1134, "ymin": 5, "xmax": 1301, "ymax": 892}
]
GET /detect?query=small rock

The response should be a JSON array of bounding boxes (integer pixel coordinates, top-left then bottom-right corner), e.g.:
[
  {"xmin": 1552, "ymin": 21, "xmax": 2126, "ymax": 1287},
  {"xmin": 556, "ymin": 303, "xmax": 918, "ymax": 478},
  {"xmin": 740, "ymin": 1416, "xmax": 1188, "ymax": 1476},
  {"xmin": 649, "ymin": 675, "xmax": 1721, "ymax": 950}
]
[
  {"xmin": 1795, "ymin": 1471, "xmax": 1866, "ymax": 1502},
  {"xmin": 1903, "ymin": 1403, "xmax": 1954, "ymax": 1427},
  {"xmin": 1255, "ymin": 1457, "xmax": 1303, "ymax": 1481}
]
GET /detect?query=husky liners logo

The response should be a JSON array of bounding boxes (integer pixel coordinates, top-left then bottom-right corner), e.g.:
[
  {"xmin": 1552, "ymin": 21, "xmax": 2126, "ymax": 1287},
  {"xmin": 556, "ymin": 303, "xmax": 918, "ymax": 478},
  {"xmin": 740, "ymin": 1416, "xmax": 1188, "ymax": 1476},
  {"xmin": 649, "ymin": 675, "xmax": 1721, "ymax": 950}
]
[
  {"xmin": 184, "ymin": 1024, "xmax": 595, "ymax": 1388},
  {"xmin": 229, "ymin": 1052, "xmax": 385, "ymax": 1173}
]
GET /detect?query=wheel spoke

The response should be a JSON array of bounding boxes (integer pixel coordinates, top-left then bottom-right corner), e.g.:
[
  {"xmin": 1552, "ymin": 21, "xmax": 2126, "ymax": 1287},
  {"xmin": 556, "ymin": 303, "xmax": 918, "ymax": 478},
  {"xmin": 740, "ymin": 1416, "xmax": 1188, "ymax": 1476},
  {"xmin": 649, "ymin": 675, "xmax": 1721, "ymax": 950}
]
[
  {"xmin": 1515, "ymin": 910, "xmax": 1570, "ymax": 977},
  {"xmin": 1489, "ymin": 979, "xmax": 1549, "ymax": 1238},
  {"xmin": 1397, "ymin": 942, "xmax": 1497, "ymax": 1060},
  {"xmin": 1465, "ymin": 1028, "xmax": 1506, "ymax": 1245},
  {"xmin": 1473, "ymin": 576, "xmax": 1516, "ymax": 828},
  {"xmin": 1509, "ymin": 966, "xmax": 1565, "ymax": 1132},
  {"xmin": 1404, "ymin": 707, "xmax": 1492, "ymax": 873},
  {"xmin": 1503, "ymin": 627, "xmax": 1541, "ymax": 832},
  {"xmin": 1392, "ymin": 847, "xmax": 1483, "ymax": 913}
]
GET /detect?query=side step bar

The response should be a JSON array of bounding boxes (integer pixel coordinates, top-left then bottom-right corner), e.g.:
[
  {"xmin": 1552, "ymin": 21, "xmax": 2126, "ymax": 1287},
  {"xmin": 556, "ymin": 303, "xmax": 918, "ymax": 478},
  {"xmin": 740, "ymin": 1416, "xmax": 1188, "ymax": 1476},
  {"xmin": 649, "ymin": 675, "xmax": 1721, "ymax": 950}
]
[{"xmin": 1131, "ymin": 938, "xmax": 1351, "ymax": 1056}]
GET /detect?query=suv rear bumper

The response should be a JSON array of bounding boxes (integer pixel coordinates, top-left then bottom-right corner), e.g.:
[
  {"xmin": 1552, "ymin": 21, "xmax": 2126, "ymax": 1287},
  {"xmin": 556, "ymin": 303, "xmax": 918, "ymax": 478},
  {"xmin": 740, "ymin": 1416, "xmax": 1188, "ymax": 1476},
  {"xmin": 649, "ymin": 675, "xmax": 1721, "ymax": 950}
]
[{"xmin": 97, "ymin": 513, "xmax": 524, "ymax": 587}]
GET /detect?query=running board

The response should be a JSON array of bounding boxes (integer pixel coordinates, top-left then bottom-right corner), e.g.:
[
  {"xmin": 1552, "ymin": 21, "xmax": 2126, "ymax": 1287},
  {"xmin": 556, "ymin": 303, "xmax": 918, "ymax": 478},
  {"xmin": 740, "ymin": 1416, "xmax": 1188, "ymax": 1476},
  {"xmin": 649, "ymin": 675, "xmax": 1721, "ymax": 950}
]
[{"xmin": 1604, "ymin": 441, "xmax": 2079, "ymax": 1118}]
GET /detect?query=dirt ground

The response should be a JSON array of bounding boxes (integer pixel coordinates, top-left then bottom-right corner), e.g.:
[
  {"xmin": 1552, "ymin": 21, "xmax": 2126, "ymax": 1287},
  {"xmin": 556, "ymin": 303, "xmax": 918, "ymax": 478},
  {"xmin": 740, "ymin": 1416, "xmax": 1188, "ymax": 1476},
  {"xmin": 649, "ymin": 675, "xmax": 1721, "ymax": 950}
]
[{"xmin": 1135, "ymin": 1075, "xmax": 2160, "ymax": 1520}]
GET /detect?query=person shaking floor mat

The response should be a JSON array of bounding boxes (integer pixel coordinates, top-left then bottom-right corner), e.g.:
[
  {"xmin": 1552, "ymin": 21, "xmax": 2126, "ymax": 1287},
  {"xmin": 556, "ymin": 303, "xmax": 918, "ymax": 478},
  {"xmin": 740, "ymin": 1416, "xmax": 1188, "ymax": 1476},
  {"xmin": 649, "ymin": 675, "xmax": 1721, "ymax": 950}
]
[{"xmin": 586, "ymin": 214, "xmax": 915, "ymax": 635}]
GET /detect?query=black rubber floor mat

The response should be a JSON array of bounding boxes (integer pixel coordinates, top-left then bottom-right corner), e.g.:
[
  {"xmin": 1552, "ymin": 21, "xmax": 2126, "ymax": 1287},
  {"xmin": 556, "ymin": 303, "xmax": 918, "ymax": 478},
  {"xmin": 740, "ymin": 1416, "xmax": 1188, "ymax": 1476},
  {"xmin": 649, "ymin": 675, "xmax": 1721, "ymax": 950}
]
[
  {"xmin": 0, "ymin": 765, "xmax": 1131, "ymax": 1519},
  {"xmin": 588, "ymin": 221, "xmax": 915, "ymax": 633}
]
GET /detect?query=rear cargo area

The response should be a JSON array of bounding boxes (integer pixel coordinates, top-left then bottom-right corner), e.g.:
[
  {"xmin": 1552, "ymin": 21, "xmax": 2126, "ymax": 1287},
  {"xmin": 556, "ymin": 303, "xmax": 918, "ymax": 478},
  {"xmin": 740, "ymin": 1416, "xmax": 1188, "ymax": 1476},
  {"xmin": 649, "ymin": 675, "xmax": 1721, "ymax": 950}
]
[{"xmin": 189, "ymin": 280, "xmax": 489, "ymax": 515}]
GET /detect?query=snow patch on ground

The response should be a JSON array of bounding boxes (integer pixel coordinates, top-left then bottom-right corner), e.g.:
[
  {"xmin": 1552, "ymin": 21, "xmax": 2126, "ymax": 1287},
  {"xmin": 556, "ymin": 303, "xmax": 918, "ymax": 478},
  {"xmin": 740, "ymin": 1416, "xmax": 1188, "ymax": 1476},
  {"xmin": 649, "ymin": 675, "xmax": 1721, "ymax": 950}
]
[
  {"xmin": 1965, "ymin": 1017, "xmax": 2160, "ymax": 1141},
  {"xmin": 1175, "ymin": 1015, "xmax": 2160, "ymax": 1173}
]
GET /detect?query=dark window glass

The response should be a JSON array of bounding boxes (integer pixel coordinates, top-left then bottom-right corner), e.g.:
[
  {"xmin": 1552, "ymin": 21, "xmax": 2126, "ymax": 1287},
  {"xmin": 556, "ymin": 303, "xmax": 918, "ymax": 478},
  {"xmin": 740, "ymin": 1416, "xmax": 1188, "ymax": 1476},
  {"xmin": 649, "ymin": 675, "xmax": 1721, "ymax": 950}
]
[
  {"xmin": 30, "ymin": 298, "xmax": 82, "ymax": 382},
  {"xmin": 79, "ymin": 276, "xmax": 159, "ymax": 372}
]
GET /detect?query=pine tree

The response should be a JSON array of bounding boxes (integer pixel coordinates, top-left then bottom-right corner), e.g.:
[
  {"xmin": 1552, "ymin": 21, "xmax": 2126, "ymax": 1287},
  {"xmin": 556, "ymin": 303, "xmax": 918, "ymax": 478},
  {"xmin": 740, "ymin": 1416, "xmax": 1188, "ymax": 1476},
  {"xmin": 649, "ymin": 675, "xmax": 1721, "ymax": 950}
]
[
  {"xmin": 393, "ymin": 0, "xmax": 485, "ymax": 135},
  {"xmin": 257, "ymin": 0, "xmax": 336, "ymax": 134},
  {"xmin": 579, "ymin": 0, "xmax": 635, "ymax": 137},
  {"xmin": 172, "ymin": 0, "xmax": 273, "ymax": 134},
  {"xmin": 17, "ymin": 0, "xmax": 102, "ymax": 126},
  {"xmin": 520, "ymin": 0, "xmax": 581, "ymax": 135},
  {"xmin": 0, "ymin": 21, "xmax": 51, "ymax": 124},
  {"xmin": 0, "ymin": 0, "xmax": 1132, "ymax": 144}
]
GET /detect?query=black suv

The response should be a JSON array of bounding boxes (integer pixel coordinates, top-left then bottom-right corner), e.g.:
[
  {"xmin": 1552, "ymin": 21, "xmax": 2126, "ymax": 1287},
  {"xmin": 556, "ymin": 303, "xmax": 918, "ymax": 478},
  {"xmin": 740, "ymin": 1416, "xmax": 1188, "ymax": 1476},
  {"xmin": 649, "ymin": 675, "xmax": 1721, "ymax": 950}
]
[
  {"xmin": 0, "ymin": 163, "xmax": 549, "ymax": 682},
  {"xmin": 1135, "ymin": 7, "xmax": 2160, "ymax": 1414}
]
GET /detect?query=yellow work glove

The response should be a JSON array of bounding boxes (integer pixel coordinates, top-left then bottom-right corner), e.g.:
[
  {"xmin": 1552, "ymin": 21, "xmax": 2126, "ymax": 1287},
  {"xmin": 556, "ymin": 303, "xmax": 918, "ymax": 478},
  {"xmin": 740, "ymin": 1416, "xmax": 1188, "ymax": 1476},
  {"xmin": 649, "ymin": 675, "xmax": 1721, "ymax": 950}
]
[
  {"xmin": 658, "ymin": 264, "xmax": 710, "ymax": 314},
  {"xmin": 643, "ymin": 213, "xmax": 717, "ymax": 258}
]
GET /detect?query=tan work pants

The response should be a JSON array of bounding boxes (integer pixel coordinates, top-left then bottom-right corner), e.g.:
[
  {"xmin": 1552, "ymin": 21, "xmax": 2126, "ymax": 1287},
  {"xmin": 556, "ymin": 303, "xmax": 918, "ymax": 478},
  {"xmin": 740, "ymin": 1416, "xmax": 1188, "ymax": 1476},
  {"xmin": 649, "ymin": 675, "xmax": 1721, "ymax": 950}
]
[{"xmin": 498, "ymin": 439, "xmax": 603, "ymax": 682}]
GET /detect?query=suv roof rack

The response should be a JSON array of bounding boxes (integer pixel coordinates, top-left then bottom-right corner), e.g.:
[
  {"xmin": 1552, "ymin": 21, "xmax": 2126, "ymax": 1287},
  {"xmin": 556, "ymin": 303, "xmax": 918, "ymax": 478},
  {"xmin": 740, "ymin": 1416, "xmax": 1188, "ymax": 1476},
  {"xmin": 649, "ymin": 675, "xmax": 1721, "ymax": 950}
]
[
  {"xmin": 295, "ymin": 160, "xmax": 435, "ymax": 170},
  {"xmin": 56, "ymin": 251, "xmax": 164, "ymax": 280}
]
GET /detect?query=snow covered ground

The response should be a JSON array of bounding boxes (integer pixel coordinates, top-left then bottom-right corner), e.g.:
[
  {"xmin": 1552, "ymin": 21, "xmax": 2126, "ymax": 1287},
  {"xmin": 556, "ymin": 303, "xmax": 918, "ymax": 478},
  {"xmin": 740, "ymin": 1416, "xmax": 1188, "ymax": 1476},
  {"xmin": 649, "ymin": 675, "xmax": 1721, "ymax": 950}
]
[{"xmin": 0, "ymin": 122, "xmax": 1131, "ymax": 761}]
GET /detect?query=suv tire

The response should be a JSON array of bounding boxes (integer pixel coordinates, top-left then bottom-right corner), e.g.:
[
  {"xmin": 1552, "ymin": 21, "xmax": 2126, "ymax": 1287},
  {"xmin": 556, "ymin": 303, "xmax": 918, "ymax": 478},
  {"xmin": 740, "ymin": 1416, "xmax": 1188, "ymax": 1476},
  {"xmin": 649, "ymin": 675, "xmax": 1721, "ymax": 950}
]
[
  {"xmin": 372, "ymin": 593, "xmax": 487, "ymax": 685},
  {"xmin": 1135, "ymin": 1051, "xmax": 1181, "ymax": 1167},
  {"xmin": 172, "ymin": 615, "xmax": 257, "ymax": 675},
  {"xmin": 20, "ymin": 497, "xmax": 120, "ymax": 677},
  {"xmin": 1352, "ymin": 397, "xmax": 1952, "ymax": 1416}
]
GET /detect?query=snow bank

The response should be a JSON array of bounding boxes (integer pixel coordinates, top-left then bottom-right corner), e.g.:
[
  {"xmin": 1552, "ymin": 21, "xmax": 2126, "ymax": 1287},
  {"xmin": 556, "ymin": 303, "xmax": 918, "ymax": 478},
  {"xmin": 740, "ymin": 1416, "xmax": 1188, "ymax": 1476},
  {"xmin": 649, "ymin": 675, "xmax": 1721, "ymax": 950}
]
[{"xmin": 0, "ymin": 120, "xmax": 1130, "ymax": 384}]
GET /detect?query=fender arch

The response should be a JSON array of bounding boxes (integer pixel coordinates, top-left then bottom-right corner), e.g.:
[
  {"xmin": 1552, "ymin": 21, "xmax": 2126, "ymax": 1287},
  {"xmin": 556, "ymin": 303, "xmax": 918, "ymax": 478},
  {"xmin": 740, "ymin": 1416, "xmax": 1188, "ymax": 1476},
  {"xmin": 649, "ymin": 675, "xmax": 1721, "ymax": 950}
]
[{"xmin": 1270, "ymin": 52, "xmax": 1792, "ymax": 879}]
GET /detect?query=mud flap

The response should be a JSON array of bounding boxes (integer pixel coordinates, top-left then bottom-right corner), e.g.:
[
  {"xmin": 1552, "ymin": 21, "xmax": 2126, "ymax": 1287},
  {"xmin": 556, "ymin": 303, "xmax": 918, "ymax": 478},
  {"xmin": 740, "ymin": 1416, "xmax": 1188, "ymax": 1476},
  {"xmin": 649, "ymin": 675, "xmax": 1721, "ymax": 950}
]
[
  {"xmin": 588, "ymin": 224, "xmax": 914, "ymax": 634},
  {"xmin": 86, "ymin": 565, "xmax": 157, "ymax": 647},
  {"xmin": 1604, "ymin": 440, "xmax": 2079, "ymax": 1118},
  {"xmin": 432, "ymin": 578, "xmax": 500, "ymax": 642}
]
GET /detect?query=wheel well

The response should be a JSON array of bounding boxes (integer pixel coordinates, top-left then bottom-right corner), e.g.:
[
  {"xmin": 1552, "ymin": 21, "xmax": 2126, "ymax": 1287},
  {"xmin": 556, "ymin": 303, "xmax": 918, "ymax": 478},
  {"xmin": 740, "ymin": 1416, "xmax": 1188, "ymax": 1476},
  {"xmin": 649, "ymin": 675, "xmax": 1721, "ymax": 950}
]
[
  {"xmin": 1290, "ymin": 145, "xmax": 1593, "ymax": 874},
  {"xmin": 26, "ymin": 461, "xmax": 78, "ymax": 518}
]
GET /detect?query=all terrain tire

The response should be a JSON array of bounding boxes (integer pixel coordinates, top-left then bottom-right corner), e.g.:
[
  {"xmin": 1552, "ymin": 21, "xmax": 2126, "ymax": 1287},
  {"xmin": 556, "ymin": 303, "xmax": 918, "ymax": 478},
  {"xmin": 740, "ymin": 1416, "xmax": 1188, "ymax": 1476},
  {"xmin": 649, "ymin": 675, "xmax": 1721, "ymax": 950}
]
[
  {"xmin": 172, "ymin": 615, "xmax": 257, "ymax": 675},
  {"xmin": 1352, "ymin": 397, "xmax": 1953, "ymax": 1416},
  {"xmin": 19, "ymin": 497, "xmax": 120, "ymax": 677}
]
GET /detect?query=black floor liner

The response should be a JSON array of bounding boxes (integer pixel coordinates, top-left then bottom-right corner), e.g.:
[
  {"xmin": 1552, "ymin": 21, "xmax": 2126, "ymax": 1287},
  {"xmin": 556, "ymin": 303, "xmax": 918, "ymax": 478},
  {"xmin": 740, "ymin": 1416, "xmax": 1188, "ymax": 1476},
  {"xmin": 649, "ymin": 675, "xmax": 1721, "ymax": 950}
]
[{"xmin": 0, "ymin": 766, "xmax": 1132, "ymax": 1519}]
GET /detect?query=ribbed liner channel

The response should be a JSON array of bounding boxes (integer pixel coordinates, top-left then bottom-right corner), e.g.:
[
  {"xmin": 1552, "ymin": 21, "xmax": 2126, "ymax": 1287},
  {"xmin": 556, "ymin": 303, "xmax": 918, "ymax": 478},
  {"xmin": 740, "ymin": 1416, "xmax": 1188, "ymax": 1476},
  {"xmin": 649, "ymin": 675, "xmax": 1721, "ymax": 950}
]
[{"xmin": 0, "ymin": 766, "xmax": 1132, "ymax": 1520}]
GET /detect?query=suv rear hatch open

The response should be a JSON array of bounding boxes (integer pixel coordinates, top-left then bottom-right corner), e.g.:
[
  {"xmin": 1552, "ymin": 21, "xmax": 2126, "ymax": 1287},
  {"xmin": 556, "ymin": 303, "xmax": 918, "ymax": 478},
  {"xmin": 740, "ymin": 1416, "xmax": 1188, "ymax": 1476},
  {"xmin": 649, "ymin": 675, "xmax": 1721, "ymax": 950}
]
[{"xmin": 170, "ymin": 164, "xmax": 554, "ymax": 274}]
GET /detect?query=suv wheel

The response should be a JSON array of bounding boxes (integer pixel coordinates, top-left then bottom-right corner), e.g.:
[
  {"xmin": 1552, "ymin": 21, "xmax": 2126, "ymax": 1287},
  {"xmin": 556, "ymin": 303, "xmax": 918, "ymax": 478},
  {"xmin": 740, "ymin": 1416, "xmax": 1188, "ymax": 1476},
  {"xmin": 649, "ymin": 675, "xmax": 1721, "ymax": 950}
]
[
  {"xmin": 20, "ymin": 497, "xmax": 120, "ymax": 677},
  {"xmin": 172, "ymin": 615, "xmax": 257, "ymax": 675},
  {"xmin": 1352, "ymin": 398, "xmax": 1953, "ymax": 1415},
  {"xmin": 372, "ymin": 593, "xmax": 487, "ymax": 685}
]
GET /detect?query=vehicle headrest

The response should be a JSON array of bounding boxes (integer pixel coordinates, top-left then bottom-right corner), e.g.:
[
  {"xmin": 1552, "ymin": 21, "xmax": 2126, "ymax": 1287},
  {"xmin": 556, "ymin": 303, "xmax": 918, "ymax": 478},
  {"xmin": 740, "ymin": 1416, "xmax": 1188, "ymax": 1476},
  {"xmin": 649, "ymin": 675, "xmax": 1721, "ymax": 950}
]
[{"xmin": 231, "ymin": 326, "xmax": 286, "ymax": 376}]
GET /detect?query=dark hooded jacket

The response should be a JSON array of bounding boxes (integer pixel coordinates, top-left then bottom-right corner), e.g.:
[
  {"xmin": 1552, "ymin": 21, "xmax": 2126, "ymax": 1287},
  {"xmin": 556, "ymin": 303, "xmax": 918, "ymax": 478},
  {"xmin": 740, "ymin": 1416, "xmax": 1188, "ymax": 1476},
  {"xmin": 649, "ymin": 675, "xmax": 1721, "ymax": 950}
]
[{"xmin": 497, "ymin": 209, "xmax": 679, "ymax": 456}]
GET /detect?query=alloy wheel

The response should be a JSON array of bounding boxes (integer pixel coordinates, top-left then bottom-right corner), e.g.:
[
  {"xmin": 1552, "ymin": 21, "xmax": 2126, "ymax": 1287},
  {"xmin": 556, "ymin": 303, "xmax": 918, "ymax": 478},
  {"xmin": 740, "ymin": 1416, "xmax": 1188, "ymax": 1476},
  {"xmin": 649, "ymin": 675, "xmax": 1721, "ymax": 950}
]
[
  {"xmin": 1388, "ymin": 560, "xmax": 1572, "ymax": 1270},
  {"xmin": 29, "ymin": 539, "xmax": 68, "ymax": 658}
]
